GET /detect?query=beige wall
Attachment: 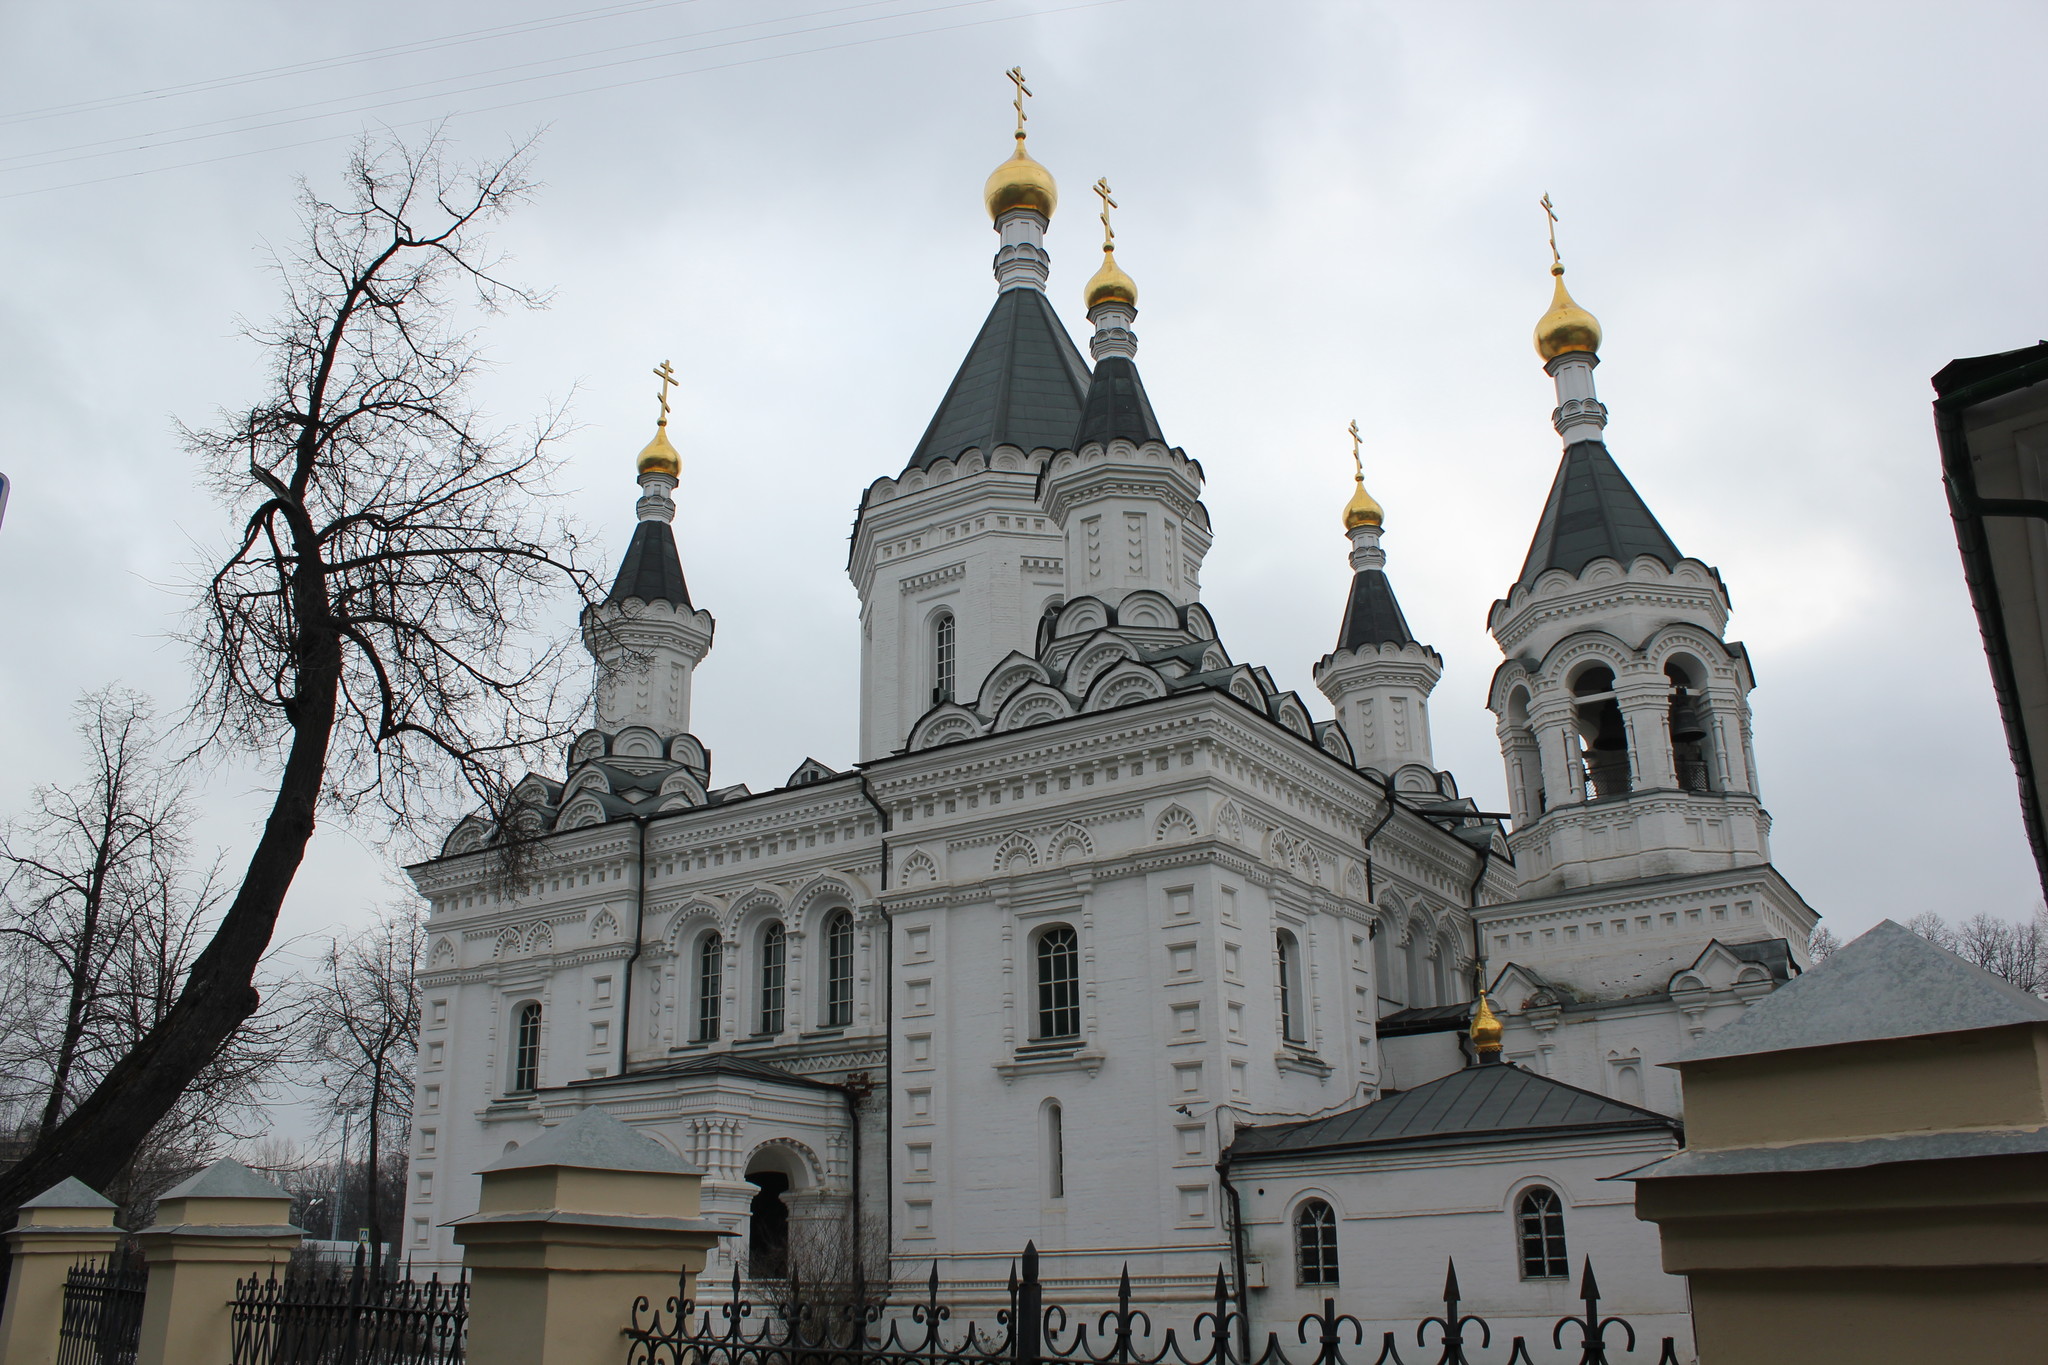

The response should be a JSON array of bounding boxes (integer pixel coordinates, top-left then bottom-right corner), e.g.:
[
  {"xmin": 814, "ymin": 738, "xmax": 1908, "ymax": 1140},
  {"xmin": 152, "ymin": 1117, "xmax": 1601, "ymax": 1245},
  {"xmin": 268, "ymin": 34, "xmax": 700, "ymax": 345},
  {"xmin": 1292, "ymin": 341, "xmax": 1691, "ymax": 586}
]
[{"xmin": 1688, "ymin": 1267, "xmax": 2048, "ymax": 1364}]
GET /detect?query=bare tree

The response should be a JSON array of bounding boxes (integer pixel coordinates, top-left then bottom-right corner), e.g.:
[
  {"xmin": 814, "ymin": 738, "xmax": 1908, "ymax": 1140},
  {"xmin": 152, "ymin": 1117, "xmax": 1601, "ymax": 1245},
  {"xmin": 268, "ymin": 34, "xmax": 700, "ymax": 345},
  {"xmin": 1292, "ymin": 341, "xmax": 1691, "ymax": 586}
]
[
  {"xmin": 1905, "ymin": 907, "xmax": 2045, "ymax": 995},
  {"xmin": 0, "ymin": 689, "xmax": 294, "ymax": 1223},
  {"xmin": 0, "ymin": 131, "xmax": 598, "ymax": 1216},
  {"xmin": 1807, "ymin": 925, "xmax": 1839, "ymax": 962},
  {"xmin": 302, "ymin": 906, "xmax": 421, "ymax": 1276}
]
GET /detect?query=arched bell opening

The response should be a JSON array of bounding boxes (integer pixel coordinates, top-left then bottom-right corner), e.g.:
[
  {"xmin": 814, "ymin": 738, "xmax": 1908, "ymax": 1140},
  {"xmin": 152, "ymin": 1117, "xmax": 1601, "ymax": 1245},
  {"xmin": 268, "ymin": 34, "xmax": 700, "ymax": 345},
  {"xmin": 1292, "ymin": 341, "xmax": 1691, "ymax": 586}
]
[
  {"xmin": 1569, "ymin": 665, "xmax": 1631, "ymax": 800},
  {"xmin": 1665, "ymin": 659, "xmax": 1716, "ymax": 792},
  {"xmin": 1504, "ymin": 686, "xmax": 1545, "ymax": 823},
  {"xmin": 745, "ymin": 1168, "xmax": 791, "ymax": 1279}
]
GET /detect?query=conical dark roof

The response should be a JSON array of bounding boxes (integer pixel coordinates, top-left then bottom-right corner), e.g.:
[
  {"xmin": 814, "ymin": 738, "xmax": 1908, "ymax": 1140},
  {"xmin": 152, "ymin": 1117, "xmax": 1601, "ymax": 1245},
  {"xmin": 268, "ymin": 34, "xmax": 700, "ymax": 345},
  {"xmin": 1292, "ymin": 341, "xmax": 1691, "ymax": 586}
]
[
  {"xmin": 1336, "ymin": 567, "xmax": 1415, "ymax": 651},
  {"xmin": 1516, "ymin": 440, "xmax": 1682, "ymax": 586},
  {"xmin": 905, "ymin": 288, "xmax": 1092, "ymax": 472},
  {"xmin": 606, "ymin": 520, "xmax": 691, "ymax": 607},
  {"xmin": 1075, "ymin": 355, "xmax": 1165, "ymax": 447}
]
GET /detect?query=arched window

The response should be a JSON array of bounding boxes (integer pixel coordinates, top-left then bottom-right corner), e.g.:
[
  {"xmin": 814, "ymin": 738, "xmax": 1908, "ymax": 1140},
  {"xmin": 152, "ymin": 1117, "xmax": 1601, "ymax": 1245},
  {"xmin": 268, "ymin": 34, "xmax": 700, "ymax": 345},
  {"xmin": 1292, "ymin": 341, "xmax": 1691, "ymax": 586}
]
[
  {"xmin": 932, "ymin": 611, "xmax": 957, "ymax": 703},
  {"xmin": 1276, "ymin": 930, "xmax": 1304, "ymax": 1043},
  {"xmin": 823, "ymin": 909, "xmax": 854, "ymax": 1028},
  {"xmin": 1045, "ymin": 1101, "xmax": 1066, "ymax": 1200},
  {"xmin": 1571, "ymin": 666, "xmax": 1631, "ymax": 800},
  {"xmin": 759, "ymin": 922, "xmax": 787, "ymax": 1034},
  {"xmin": 695, "ymin": 934, "xmax": 722, "ymax": 1042},
  {"xmin": 1372, "ymin": 922, "xmax": 1399, "ymax": 1010},
  {"xmin": 1404, "ymin": 932, "xmax": 1431, "ymax": 1008},
  {"xmin": 1035, "ymin": 925, "xmax": 1080, "ymax": 1040},
  {"xmin": 1517, "ymin": 1187, "xmax": 1569, "ymax": 1278},
  {"xmin": 746, "ymin": 1169, "xmax": 790, "ymax": 1278},
  {"xmin": 510, "ymin": 1002, "xmax": 541, "ymax": 1093},
  {"xmin": 1295, "ymin": 1199, "xmax": 1338, "ymax": 1285}
]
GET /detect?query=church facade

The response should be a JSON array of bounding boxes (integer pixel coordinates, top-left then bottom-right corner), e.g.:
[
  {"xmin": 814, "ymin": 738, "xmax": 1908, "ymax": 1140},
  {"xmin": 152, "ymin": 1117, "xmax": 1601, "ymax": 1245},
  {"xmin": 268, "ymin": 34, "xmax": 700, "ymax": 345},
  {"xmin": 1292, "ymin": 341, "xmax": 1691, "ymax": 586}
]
[{"xmin": 403, "ymin": 93, "xmax": 1815, "ymax": 1328}]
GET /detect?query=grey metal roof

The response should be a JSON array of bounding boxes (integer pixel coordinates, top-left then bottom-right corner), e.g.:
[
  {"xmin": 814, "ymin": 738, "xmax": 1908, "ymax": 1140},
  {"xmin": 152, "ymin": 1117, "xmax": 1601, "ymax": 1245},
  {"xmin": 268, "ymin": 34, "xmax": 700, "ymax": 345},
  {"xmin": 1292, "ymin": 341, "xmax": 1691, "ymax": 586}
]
[
  {"xmin": 1375, "ymin": 1001, "xmax": 1472, "ymax": 1037},
  {"xmin": 605, "ymin": 519, "xmax": 692, "ymax": 607},
  {"xmin": 1623, "ymin": 1124, "xmax": 2048, "ymax": 1182},
  {"xmin": 1516, "ymin": 440, "xmax": 1682, "ymax": 586},
  {"xmin": 906, "ymin": 287, "xmax": 1092, "ymax": 471},
  {"xmin": 1229, "ymin": 1061, "xmax": 1677, "ymax": 1160},
  {"xmin": 593, "ymin": 1051, "xmax": 840, "ymax": 1092},
  {"xmin": 1074, "ymin": 355, "xmax": 1165, "ymax": 447},
  {"xmin": 1336, "ymin": 568, "xmax": 1415, "ymax": 650},
  {"xmin": 160, "ymin": 1158, "xmax": 289, "ymax": 1202},
  {"xmin": 21, "ymin": 1176, "xmax": 115, "ymax": 1209},
  {"xmin": 480, "ymin": 1105, "xmax": 701, "ymax": 1175},
  {"xmin": 1674, "ymin": 919, "xmax": 2048, "ymax": 1064}
]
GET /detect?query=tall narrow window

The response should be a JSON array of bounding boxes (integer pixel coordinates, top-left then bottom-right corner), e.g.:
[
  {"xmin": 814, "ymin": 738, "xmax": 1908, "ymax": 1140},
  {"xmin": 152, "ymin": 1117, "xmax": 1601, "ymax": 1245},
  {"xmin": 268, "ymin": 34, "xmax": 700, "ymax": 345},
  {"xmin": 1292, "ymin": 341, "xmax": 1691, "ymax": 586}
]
[
  {"xmin": 824, "ymin": 910, "xmax": 854, "ymax": 1028},
  {"xmin": 759, "ymin": 922, "xmax": 787, "ymax": 1034},
  {"xmin": 1517, "ymin": 1187, "xmax": 1569, "ymax": 1278},
  {"xmin": 1296, "ymin": 1199, "xmax": 1338, "ymax": 1285},
  {"xmin": 1035, "ymin": 925, "xmax": 1080, "ymax": 1039},
  {"xmin": 1046, "ymin": 1101, "xmax": 1066, "ymax": 1199},
  {"xmin": 695, "ymin": 935, "xmax": 722, "ymax": 1042},
  {"xmin": 511, "ymin": 1002, "xmax": 541, "ymax": 1093},
  {"xmin": 1276, "ymin": 930, "xmax": 1304, "ymax": 1043},
  {"xmin": 932, "ymin": 611, "xmax": 956, "ymax": 703}
]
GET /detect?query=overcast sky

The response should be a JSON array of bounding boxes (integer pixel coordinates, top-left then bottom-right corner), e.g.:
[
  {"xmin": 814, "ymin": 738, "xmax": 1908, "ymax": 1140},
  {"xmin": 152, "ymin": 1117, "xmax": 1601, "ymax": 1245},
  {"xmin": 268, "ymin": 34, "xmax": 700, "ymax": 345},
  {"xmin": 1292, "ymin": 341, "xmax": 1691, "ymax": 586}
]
[{"xmin": 4, "ymin": 0, "xmax": 2045, "ymax": 982}]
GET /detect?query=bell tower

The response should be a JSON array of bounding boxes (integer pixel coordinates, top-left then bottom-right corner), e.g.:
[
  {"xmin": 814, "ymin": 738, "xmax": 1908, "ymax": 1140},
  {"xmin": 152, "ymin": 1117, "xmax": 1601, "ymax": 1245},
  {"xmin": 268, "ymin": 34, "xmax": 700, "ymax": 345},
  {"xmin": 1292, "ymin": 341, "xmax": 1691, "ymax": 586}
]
[{"xmin": 1485, "ymin": 241, "xmax": 1768, "ymax": 897}]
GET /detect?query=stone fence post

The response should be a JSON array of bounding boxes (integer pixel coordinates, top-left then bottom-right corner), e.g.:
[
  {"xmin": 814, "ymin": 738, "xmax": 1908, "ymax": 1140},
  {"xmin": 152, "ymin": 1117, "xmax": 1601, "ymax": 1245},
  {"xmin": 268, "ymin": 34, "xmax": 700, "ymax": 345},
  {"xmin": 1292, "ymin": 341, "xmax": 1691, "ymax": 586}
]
[
  {"xmin": 451, "ymin": 1106, "xmax": 729, "ymax": 1365},
  {"xmin": 134, "ymin": 1158, "xmax": 302, "ymax": 1365},
  {"xmin": 0, "ymin": 1177, "xmax": 123, "ymax": 1365},
  {"xmin": 1631, "ymin": 920, "xmax": 2048, "ymax": 1363}
]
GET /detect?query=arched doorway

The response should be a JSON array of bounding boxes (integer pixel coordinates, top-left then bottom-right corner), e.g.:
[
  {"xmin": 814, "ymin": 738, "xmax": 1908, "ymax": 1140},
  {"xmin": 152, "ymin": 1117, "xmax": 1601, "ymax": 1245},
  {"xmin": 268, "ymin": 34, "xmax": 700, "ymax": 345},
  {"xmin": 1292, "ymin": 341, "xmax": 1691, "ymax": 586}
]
[{"xmin": 746, "ymin": 1169, "xmax": 790, "ymax": 1278}]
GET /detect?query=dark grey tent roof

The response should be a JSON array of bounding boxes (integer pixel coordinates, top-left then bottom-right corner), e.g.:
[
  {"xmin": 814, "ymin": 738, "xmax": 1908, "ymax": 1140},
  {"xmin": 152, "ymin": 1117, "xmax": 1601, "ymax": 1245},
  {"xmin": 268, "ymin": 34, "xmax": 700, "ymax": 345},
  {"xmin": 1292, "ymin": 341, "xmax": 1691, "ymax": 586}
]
[
  {"xmin": 1075, "ymin": 355, "xmax": 1165, "ymax": 447},
  {"xmin": 1516, "ymin": 440, "xmax": 1682, "ymax": 586},
  {"xmin": 906, "ymin": 287, "xmax": 1092, "ymax": 472},
  {"xmin": 606, "ymin": 520, "xmax": 691, "ymax": 607},
  {"xmin": 1229, "ymin": 1061, "xmax": 1677, "ymax": 1160},
  {"xmin": 1336, "ymin": 568, "xmax": 1415, "ymax": 650}
]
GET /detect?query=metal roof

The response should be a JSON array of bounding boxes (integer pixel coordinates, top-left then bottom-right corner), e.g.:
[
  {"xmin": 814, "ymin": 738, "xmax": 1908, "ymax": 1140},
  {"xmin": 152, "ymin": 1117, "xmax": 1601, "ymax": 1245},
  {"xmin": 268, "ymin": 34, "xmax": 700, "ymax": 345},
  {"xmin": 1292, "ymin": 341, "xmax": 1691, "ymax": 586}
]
[
  {"xmin": 905, "ymin": 287, "xmax": 1092, "ymax": 472},
  {"xmin": 605, "ymin": 519, "xmax": 692, "ymax": 608},
  {"xmin": 1336, "ymin": 568, "xmax": 1415, "ymax": 650},
  {"xmin": 1516, "ymin": 439, "xmax": 1682, "ymax": 586},
  {"xmin": 1074, "ymin": 355, "xmax": 1165, "ymax": 447},
  {"xmin": 1229, "ymin": 1061, "xmax": 1677, "ymax": 1161}
]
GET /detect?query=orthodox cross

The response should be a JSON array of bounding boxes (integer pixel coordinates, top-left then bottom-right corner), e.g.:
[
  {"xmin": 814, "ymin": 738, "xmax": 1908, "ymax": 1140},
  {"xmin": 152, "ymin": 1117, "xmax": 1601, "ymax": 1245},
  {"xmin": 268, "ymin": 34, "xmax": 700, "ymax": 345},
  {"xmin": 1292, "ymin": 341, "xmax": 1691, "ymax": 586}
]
[
  {"xmin": 1006, "ymin": 66, "xmax": 1032, "ymax": 137},
  {"xmin": 1348, "ymin": 419, "xmax": 1364, "ymax": 481},
  {"xmin": 1540, "ymin": 192, "xmax": 1561, "ymax": 266},
  {"xmin": 652, "ymin": 359, "xmax": 679, "ymax": 427},
  {"xmin": 1094, "ymin": 177, "xmax": 1117, "ymax": 249}
]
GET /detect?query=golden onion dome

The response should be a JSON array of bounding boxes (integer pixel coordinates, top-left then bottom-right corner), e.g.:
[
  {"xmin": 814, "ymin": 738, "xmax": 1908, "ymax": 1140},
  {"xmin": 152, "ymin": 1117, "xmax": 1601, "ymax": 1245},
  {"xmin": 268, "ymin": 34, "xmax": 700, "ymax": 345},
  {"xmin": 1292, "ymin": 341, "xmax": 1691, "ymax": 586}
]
[
  {"xmin": 1343, "ymin": 475, "xmax": 1384, "ymax": 531},
  {"xmin": 1534, "ymin": 264, "xmax": 1601, "ymax": 361},
  {"xmin": 984, "ymin": 134, "xmax": 1058, "ymax": 221},
  {"xmin": 1470, "ymin": 989, "xmax": 1505, "ymax": 1055},
  {"xmin": 637, "ymin": 423, "xmax": 681, "ymax": 478},
  {"xmin": 1083, "ymin": 244, "xmax": 1137, "ymax": 310}
]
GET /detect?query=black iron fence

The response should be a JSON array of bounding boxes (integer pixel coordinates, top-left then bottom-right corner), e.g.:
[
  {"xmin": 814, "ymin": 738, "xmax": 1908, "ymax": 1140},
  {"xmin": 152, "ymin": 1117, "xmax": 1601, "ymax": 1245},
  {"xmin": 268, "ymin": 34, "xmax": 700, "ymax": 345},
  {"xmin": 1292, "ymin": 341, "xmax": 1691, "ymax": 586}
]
[
  {"xmin": 56, "ymin": 1248, "xmax": 147, "ymax": 1365},
  {"xmin": 228, "ymin": 1248, "xmax": 467, "ymax": 1365},
  {"xmin": 625, "ymin": 1244, "xmax": 1682, "ymax": 1365}
]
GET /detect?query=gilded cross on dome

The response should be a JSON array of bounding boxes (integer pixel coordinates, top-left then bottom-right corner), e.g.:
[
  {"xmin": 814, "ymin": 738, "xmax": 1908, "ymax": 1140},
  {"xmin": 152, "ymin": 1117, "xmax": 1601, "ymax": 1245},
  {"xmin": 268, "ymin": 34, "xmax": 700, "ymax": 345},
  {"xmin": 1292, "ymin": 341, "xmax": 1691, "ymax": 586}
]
[
  {"xmin": 1348, "ymin": 418, "xmax": 1364, "ymax": 481},
  {"xmin": 1006, "ymin": 66, "xmax": 1031, "ymax": 138},
  {"xmin": 1094, "ymin": 177, "xmax": 1117, "ymax": 249},
  {"xmin": 1540, "ymin": 192, "xmax": 1561, "ymax": 267},
  {"xmin": 652, "ymin": 359, "xmax": 680, "ymax": 427}
]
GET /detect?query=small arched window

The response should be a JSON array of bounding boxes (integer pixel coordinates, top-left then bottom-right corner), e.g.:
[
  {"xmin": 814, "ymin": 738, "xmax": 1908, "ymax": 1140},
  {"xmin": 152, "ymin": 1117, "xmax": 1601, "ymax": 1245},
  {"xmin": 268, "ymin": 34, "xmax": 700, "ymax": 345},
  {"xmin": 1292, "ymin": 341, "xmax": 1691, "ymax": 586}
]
[
  {"xmin": 1276, "ymin": 930, "xmax": 1304, "ymax": 1043},
  {"xmin": 695, "ymin": 934, "xmax": 722, "ymax": 1042},
  {"xmin": 759, "ymin": 922, "xmax": 787, "ymax": 1035},
  {"xmin": 510, "ymin": 1002, "xmax": 541, "ymax": 1093},
  {"xmin": 823, "ymin": 910, "xmax": 854, "ymax": 1028},
  {"xmin": 1045, "ymin": 1101, "xmax": 1066, "ymax": 1200},
  {"xmin": 1296, "ymin": 1199, "xmax": 1338, "ymax": 1285},
  {"xmin": 932, "ymin": 611, "xmax": 957, "ymax": 703},
  {"xmin": 1517, "ymin": 1187, "xmax": 1569, "ymax": 1278},
  {"xmin": 1035, "ymin": 925, "xmax": 1080, "ymax": 1040}
]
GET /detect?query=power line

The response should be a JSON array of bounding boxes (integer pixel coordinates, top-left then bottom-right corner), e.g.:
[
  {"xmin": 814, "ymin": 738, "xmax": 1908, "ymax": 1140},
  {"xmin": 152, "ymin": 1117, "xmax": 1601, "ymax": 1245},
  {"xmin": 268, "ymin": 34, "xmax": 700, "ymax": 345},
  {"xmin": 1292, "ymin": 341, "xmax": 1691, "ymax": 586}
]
[
  {"xmin": 0, "ymin": 0, "xmax": 1133, "ymax": 201},
  {"xmin": 1, "ymin": 0, "xmax": 925, "ymax": 172},
  {"xmin": 0, "ymin": 0, "xmax": 704, "ymax": 127}
]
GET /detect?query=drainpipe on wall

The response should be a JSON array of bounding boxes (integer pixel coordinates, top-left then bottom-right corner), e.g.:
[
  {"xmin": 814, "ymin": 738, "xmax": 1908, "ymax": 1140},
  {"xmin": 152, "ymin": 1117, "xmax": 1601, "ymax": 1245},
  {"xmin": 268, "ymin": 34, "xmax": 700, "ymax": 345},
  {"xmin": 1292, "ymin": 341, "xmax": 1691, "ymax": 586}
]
[
  {"xmin": 855, "ymin": 772, "xmax": 894, "ymax": 1265},
  {"xmin": 616, "ymin": 817, "xmax": 650, "ymax": 1077},
  {"xmin": 1215, "ymin": 1148, "xmax": 1253, "ymax": 1359}
]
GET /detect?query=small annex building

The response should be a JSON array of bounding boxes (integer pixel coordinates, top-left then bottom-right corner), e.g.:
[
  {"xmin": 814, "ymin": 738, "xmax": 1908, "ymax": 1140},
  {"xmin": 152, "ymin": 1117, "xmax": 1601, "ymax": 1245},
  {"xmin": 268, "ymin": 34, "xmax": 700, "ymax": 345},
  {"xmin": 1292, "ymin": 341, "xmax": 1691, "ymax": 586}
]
[{"xmin": 1226, "ymin": 1018, "xmax": 1690, "ymax": 1352}]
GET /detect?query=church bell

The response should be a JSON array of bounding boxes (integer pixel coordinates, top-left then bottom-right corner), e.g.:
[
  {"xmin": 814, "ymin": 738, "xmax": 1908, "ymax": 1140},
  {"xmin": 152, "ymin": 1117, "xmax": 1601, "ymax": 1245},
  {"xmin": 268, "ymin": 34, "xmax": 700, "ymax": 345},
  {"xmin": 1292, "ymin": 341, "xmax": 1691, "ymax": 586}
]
[{"xmin": 1669, "ymin": 688, "xmax": 1707, "ymax": 743}]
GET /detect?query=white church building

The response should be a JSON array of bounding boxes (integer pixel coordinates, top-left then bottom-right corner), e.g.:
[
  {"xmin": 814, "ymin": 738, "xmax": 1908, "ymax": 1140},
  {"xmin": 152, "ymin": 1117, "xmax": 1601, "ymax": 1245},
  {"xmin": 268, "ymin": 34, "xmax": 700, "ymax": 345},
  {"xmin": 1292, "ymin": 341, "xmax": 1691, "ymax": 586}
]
[{"xmin": 403, "ymin": 94, "xmax": 1816, "ymax": 1339}]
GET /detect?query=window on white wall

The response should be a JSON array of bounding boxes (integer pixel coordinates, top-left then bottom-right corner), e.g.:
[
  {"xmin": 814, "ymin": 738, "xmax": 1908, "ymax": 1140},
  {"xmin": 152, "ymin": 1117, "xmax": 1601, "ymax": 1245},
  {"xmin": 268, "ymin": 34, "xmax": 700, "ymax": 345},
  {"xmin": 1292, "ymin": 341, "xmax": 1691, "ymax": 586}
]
[
  {"xmin": 1034, "ymin": 925, "xmax": 1080, "ymax": 1039},
  {"xmin": 510, "ymin": 1002, "xmax": 541, "ymax": 1093},
  {"xmin": 932, "ymin": 611, "xmax": 957, "ymax": 703},
  {"xmin": 1517, "ymin": 1187, "xmax": 1569, "ymax": 1278},
  {"xmin": 1045, "ymin": 1101, "xmax": 1065, "ymax": 1200},
  {"xmin": 1295, "ymin": 1199, "xmax": 1338, "ymax": 1285},
  {"xmin": 1276, "ymin": 930, "xmax": 1305, "ymax": 1043},
  {"xmin": 824, "ymin": 910, "xmax": 854, "ymax": 1027},
  {"xmin": 696, "ymin": 934, "xmax": 722, "ymax": 1042},
  {"xmin": 759, "ymin": 921, "xmax": 787, "ymax": 1034}
]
